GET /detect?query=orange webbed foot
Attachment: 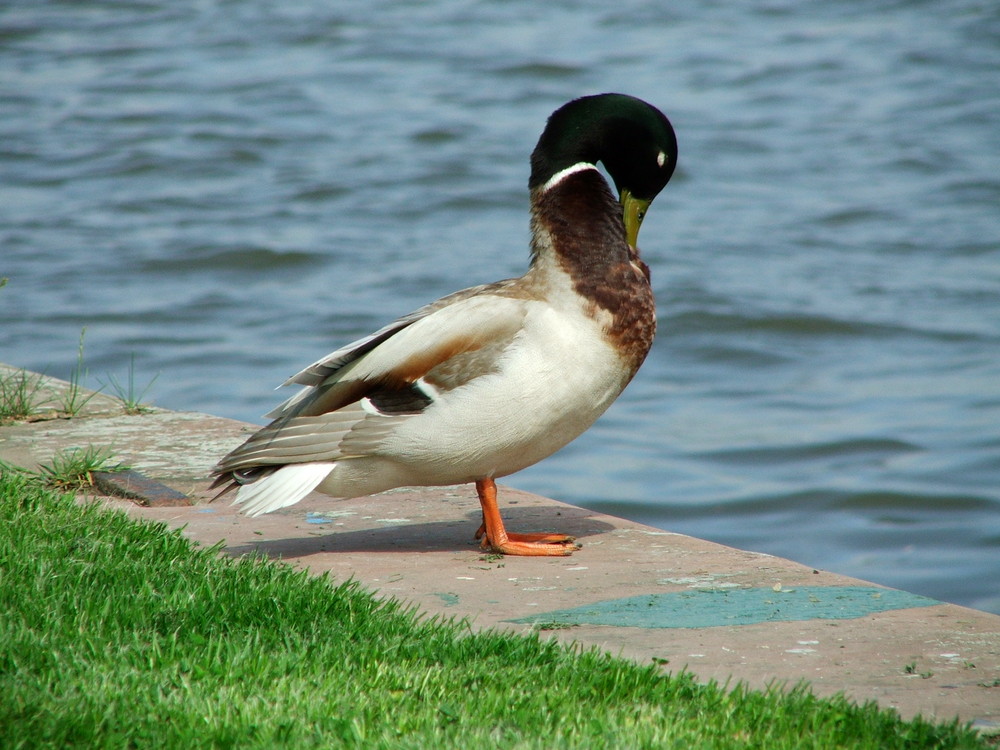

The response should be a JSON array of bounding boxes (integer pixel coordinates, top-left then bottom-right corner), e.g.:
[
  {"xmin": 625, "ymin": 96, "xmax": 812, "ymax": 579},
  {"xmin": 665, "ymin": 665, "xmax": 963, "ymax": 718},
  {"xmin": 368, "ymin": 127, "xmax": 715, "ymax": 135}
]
[
  {"xmin": 473, "ymin": 479, "xmax": 580, "ymax": 556},
  {"xmin": 478, "ymin": 533, "xmax": 580, "ymax": 556}
]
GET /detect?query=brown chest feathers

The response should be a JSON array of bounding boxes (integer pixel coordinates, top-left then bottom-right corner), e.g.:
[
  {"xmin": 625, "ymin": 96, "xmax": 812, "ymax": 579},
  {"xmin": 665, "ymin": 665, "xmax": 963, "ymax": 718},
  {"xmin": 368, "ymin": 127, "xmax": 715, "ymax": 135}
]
[{"xmin": 531, "ymin": 170, "xmax": 657, "ymax": 372}]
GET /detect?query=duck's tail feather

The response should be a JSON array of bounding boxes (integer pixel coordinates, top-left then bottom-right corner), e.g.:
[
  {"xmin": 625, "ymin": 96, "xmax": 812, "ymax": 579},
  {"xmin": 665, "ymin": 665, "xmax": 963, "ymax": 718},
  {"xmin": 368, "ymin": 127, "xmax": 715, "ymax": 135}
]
[{"xmin": 218, "ymin": 462, "xmax": 336, "ymax": 517}]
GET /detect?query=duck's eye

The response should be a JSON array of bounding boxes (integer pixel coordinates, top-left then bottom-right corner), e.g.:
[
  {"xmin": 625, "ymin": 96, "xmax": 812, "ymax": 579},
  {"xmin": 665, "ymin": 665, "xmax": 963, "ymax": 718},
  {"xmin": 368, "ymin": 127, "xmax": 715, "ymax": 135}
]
[{"xmin": 637, "ymin": 209, "xmax": 646, "ymax": 223}]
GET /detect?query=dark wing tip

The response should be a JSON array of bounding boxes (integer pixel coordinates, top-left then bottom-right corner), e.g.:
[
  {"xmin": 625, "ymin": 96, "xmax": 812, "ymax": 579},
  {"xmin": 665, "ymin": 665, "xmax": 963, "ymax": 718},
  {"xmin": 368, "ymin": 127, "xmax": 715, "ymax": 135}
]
[{"xmin": 208, "ymin": 466, "xmax": 277, "ymax": 502}]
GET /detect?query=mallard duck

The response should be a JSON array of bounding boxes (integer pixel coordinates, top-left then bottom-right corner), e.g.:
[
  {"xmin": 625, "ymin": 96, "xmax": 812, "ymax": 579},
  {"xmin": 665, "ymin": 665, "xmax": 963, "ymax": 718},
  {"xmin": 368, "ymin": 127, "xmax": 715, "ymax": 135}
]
[{"xmin": 211, "ymin": 93, "xmax": 678, "ymax": 556}]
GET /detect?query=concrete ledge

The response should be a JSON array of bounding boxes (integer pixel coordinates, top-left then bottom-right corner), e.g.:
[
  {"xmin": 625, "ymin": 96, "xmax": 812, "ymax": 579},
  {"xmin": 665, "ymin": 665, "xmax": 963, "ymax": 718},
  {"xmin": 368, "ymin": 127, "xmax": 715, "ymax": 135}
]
[{"xmin": 1, "ymin": 365, "xmax": 998, "ymax": 731}]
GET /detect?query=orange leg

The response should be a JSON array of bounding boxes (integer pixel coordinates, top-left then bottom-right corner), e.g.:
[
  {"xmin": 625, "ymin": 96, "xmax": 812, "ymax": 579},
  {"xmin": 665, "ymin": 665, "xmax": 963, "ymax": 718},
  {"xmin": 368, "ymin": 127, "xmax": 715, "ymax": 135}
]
[{"xmin": 474, "ymin": 478, "xmax": 579, "ymax": 556}]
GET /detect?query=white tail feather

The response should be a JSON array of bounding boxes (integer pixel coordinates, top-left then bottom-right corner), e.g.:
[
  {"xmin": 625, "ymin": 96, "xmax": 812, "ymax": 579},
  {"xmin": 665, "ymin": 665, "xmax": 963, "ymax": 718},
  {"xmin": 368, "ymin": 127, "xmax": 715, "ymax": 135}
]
[{"xmin": 234, "ymin": 463, "xmax": 336, "ymax": 517}]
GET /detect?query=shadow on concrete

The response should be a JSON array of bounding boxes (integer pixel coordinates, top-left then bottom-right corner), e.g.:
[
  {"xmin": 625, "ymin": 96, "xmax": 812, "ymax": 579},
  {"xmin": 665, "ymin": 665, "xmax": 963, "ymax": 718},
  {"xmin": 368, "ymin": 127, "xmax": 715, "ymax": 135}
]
[{"xmin": 225, "ymin": 505, "xmax": 615, "ymax": 559}]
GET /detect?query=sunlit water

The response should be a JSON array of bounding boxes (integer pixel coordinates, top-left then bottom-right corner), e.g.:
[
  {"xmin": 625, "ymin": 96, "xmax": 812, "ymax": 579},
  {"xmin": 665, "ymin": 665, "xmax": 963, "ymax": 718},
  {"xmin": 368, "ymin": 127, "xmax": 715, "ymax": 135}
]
[{"xmin": 3, "ymin": 1, "xmax": 999, "ymax": 613}]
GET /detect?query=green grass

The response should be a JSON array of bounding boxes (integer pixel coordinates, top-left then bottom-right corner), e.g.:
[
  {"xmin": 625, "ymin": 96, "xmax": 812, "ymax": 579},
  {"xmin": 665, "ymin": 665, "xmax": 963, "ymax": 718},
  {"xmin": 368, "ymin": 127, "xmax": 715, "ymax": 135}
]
[
  {"xmin": 0, "ymin": 354, "xmax": 157, "ymax": 423},
  {"xmin": 1, "ymin": 446, "xmax": 127, "ymax": 491},
  {"xmin": 0, "ymin": 367, "xmax": 45, "ymax": 423},
  {"xmin": 33, "ymin": 445, "xmax": 127, "ymax": 490},
  {"xmin": 0, "ymin": 473, "xmax": 988, "ymax": 749}
]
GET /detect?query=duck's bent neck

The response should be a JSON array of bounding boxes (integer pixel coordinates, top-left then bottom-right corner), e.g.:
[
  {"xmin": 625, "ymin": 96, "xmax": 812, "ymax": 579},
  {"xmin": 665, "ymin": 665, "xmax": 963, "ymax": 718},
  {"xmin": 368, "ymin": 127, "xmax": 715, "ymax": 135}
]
[{"xmin": 528, "ymin": 167, "xmax": 631, "ymax": 271}]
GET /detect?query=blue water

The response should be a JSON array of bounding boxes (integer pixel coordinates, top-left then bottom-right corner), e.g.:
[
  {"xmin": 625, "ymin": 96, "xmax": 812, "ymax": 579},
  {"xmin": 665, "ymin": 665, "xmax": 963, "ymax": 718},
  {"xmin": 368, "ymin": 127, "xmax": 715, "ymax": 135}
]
[{"xmin": 2, "ymin": 1, "xmax": 999, "ymax": 613}]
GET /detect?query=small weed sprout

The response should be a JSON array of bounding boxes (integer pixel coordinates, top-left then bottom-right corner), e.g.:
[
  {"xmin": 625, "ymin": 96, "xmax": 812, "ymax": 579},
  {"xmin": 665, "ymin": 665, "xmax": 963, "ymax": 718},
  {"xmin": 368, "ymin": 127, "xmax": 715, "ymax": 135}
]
[
  {"xmin": 61, "ymin": 328, "xmax": 102, "ymax": 416},
  {"xmin": 100, "ymin": 354, "xmax": 159, "ymax": 415}
]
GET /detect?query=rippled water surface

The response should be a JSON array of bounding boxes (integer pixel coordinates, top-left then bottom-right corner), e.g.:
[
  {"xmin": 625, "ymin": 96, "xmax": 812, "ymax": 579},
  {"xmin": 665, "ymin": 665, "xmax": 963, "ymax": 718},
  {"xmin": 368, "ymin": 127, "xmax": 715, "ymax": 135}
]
[{"xmin": 3, "ymin": 1, "xmax": 999, "ymax": 612}]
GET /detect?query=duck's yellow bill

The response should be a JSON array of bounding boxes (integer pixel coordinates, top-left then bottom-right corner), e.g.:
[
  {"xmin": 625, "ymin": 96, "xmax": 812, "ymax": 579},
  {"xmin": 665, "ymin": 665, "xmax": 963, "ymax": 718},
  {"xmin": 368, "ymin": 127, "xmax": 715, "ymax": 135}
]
[{"xmin": 620, "ymin": 189, "xmax": 652, "ymax": 249}]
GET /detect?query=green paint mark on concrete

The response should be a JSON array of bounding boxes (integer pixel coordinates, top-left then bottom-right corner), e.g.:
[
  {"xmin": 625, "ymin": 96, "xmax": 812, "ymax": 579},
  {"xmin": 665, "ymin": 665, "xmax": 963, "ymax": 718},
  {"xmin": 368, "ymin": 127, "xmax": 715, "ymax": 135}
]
[
  {"xmin": 434, "ymin": 592, "xmax": 460, "ymax": 607},
  {"xmin": 510, "ymin": 586, "xmax": 938, "ymax": 629}
]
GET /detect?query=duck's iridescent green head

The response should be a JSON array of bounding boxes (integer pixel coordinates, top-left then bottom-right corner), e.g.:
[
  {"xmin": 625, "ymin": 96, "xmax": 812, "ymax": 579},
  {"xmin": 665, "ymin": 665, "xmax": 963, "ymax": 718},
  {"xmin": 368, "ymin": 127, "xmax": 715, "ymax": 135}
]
[{"xmin": 529, "ymin": 93, "xmax": 678, "ymax": 247}]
